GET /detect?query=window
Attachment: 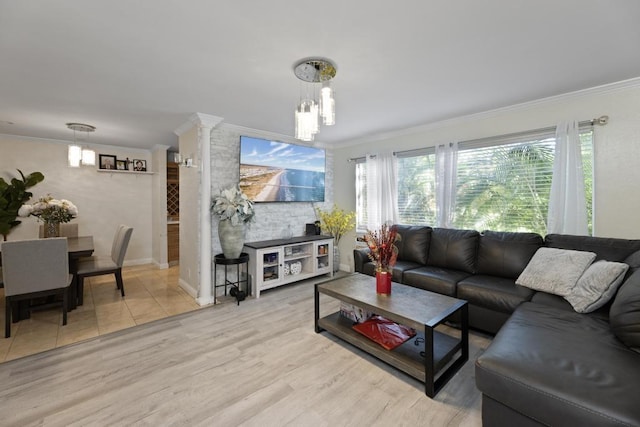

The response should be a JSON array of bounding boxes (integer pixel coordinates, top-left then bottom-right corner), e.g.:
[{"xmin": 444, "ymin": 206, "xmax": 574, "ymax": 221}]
[
  {"xmin": 354, "ymin": 128, "xmax": 593, "ymax": 235},
  {"xmin": 453, "ymin": 129, "xmax": 593, "ymax": 235},
  {"xmin": 396, "ymin": 151, "xmax": 436, "ymax": 225}
]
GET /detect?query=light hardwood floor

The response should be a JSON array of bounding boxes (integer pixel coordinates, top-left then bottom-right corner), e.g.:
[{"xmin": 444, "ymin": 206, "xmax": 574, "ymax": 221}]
[
  {"xmin": 0, "ymin": 271, "xmax": 490, "ymax": 426},
  {"xmin": 0, "ymin": 264, "xmax": 201, "ymax": 362}
]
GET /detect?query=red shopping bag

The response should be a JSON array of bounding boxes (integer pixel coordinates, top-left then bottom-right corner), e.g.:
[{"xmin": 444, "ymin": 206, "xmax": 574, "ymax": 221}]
[{"xmin": 352, "ymin": 315, "xmax": 416, "ymax": 350}]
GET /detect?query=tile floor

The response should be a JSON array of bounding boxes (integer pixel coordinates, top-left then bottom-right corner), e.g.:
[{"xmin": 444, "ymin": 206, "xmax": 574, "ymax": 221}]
[{"xmin": 0, "ymin": 264, "xmax": 202, "ymax": 362}]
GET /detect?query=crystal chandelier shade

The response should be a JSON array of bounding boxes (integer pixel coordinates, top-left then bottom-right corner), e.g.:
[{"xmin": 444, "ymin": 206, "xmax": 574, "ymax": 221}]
[{"xmin": 293, "ymin": 58, "xmax": 336, "ymax": 142}]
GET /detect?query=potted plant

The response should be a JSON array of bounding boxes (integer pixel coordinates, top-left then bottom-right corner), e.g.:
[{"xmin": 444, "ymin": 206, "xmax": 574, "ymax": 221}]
[
  {"xmin": 315, "ymin": 204, "xmax": 356, "ymax": 272},
  {"xmin": 211, "ymin": 185, "xmax": 255, "ymax": 259},
  {"xmin": 0, "ymin": 170, "xmax": 44, "ymax": 240}
]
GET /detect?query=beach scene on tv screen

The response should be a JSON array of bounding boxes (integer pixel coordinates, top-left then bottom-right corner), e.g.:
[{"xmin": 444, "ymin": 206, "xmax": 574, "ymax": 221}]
[{"xmin": 240, "ymin": 137, "xmax": 325, "ymax": 202}]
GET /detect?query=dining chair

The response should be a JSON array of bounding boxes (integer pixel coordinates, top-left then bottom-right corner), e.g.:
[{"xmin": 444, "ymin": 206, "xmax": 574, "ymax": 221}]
[
  {"xmin": 76, "ymin": 225, "xmax": 133, "ymax": 304},
  {"xmin": 38, "ymin": 223, "xmax": 79, "ymax": 238},
  {"xmin": 1, "ymin": 238, "xmax": 73, "ymax": 338}
]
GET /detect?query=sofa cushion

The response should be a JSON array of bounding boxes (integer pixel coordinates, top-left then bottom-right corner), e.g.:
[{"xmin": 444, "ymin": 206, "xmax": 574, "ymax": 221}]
[
  {"xmin": 545, "ymin": 233, "xmax": 640, "ymax": 262},
  {"xmin": 610, "ymin": 269, "xmax": 640, "ymax": 352},
  {"xmin": 516, "ymin": 247, "xmax": 595, "ymax": 296},
  {"xmin": 403, "ymin": 266, "xmax": 471, "ymax": 296},
  {"xmin": 394, "ymin": 225, "xmax": 431, "ymax": 265},
  {"xmin": 427, "ymin": 228, "xmax": 479, "ymax": 274},
  {"xmin": 624, "ymin": 249, "xmax": 640, "ymax": 276},
  {"xmin": 531, "ymin": 291, "xmax": 611, "ymax": 321},
  {"xmin": 565, "ymin": 260, "xmax": 628, "ymax": 313},
  {"xmin": 476, "ymin": 302, "xmax": 640, "ymax": 426},
  {"xmin": 361, "ymin": 260, "xmax": 423, "ymax": 284},
  {"xmin": 457, "ymin": 275, "xmax": 534, "ymax": 314},
  {"xmin": 476, "ymin": 231, "xmax": 543, "ymax": 279}
]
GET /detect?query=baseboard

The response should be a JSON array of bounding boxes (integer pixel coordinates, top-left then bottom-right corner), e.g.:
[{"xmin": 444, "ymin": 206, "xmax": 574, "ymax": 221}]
[
  {"xmin": 123, "ymin": 258, "xmax": 153, "ymax": 267},
  {"xmin": 153, "ymin": 260, "xmax": 170, "ymax": 269},
  {"xmin": 179, "ymin": 278, "xmax": 198, "ymax": 299}
]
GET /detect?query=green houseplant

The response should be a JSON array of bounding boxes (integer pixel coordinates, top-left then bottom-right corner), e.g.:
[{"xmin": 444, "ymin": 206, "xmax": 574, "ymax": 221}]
[
  {"xmin": 212, "ymin": 185, "xmax": 255, "ymax": 259},
  {"xmin": 0, "ymin": 170, "xmax": 45, "ymax": 240}
]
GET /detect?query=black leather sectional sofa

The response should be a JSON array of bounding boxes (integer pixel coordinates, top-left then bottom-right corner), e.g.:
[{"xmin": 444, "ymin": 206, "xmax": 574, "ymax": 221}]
[{"xmin": 353, "ymin": 225, "xmax": 640, "ymax": 426}]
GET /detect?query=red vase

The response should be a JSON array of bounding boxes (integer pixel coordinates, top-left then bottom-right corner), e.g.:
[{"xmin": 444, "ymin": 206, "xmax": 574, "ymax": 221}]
[{"xmin": 376, "ymin": 270, "xmax": 392, "ymax": 295}]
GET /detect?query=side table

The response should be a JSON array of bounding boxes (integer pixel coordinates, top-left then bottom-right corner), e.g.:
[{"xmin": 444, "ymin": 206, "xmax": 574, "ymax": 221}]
[{"xmin": 213, "ymin": 253, "xmax": 250, "ymax": 305}]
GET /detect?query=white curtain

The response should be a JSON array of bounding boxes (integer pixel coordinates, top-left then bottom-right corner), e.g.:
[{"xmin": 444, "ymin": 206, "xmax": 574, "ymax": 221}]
[
  {"xmin": 435, "ymin": 142, "xmax": 458, "ymax": 228},
  {"xmin": 547, "ymin": 121, "xmax": 588, "ymax": 235},
  {"xmin": 366, "ymin": 152, "xmax": 399, "ymax": 228}
]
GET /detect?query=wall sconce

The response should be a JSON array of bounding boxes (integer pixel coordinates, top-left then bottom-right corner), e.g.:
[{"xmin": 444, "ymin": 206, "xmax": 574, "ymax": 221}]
[
  {"xmin": 178, "ymin": 153, "xmax": 196, "ymax": 168},
  {"xmin": 66, "ymin": 123, "xmax": 96, "ymax": 167}
]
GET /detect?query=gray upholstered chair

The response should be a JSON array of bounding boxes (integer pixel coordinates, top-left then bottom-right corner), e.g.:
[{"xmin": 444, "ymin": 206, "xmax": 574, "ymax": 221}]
[
  {"xmin": 1, "ymin": 238, "xmax": 73, "ymax": 338},
  {"xmin": 38, "ymin": 223, "xmax": 79, "ymax": 238},
  {"xmin": 76, "ymin": 225, "xmax": 133, "ymax": 304}
]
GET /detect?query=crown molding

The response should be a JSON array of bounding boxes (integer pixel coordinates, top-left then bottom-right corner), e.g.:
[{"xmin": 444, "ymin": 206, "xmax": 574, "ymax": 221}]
[
  {"xmin": 174, "ymin": 113, "xmax": 224, "ymax": 136},
  {"xmin": 0, "ymin": 132, "xmax": 152, "ymax": 153},
  {"xmin": 338, "ymin": 76, "xmax": 640, "ymax": 148}
]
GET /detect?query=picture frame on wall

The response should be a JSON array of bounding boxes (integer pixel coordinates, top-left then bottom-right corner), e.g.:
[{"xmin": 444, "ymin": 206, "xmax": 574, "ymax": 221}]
[
  {"xmin": 116, "ymin": 160, "xmax": 128, "ymax": 170},
  {"xmin": 133, "ymin": 159, "xmax": 147, "ymax": 171},
  {"xmin": 99, "ymin": 154, "xmax": 117, "ymax": 170}
]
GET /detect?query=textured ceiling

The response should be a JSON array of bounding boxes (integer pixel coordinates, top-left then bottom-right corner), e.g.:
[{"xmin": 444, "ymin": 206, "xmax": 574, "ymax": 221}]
[{"xmin": 1, "ymin": 1, "xmax": 639, "ymax": 150}]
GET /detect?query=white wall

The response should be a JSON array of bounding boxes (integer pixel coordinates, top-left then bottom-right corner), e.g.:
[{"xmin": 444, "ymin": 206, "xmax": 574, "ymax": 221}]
[
  {"xmin": 333, "ymin": 80, "xmax": 640, "ymax": 271},
  {"xmin": 0, "ymin": 135, "xmax": 153, "ymax": 264}
]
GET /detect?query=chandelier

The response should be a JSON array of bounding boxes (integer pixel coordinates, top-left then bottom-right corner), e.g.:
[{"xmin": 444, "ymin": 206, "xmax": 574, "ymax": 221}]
[
  {"xmin": 293, "ymin": 58, "xmax": 336, "ymax": 142},
  {"xmin": 66, "ymin": 123, "xmax": 96, "ymax": 167}
]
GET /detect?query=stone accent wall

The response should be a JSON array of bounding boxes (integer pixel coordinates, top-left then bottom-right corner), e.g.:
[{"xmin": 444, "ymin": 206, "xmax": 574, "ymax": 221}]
[{"xmin": 210, "ymin": 126, "xmax": 334, "ymax": 257}]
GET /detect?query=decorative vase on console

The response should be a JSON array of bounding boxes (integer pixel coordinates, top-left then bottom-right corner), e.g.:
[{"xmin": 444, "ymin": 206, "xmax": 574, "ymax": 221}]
[
  {"xmin": 212, "ymin": 185, "xmax": 255, "ymax": 259},
  {"xmin": 315, "ymin": 205, "xmax": 356, "ymax": 274},
  {"xmin": 364, "ymin": 223, "xmax": 400, "ymax": 295}
]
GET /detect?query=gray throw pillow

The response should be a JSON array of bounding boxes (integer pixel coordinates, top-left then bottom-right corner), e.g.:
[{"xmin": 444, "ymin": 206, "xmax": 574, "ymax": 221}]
[
  {"xmin": 565, "ymin": 260, "xmax": 629, "ymax": 313},
  {"xmin": 516, "ymin": 247, "xmax": 596, "ymax": 296}
]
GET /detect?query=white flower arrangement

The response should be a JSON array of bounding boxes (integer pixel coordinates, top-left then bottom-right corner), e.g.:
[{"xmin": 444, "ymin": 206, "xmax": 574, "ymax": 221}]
[
  {"xmin": 211, "ymin": 185, "xmax": 255, "ymax": 226},
  {"xmin": 19, "ymin": 195, "xmax": 78, "ymax": 224}
]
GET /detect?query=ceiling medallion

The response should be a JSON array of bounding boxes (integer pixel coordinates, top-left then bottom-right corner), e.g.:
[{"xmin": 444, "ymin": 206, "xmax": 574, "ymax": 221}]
[
  {"xmin": 294, "ymin": 58, "xmax": 337, "ymax": 83},
  {"xmin": 66, "ymin": 122, "xmax": 96, "ymax": 132}
]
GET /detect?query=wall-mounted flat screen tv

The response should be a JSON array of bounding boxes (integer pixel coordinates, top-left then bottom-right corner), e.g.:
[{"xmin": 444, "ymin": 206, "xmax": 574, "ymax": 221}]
[{"xmin": 239, "ymin": 136, "xmax": 325, "ymax": 203}]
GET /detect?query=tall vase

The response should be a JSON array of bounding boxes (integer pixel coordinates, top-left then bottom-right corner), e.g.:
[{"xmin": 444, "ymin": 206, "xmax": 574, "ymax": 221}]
[
  {"xmin": 333, "ymin": 245, "xmax": 340, "ymax": 273},
  {"xmin": 376, "ymin": 268, "xmax": 392, "ymax": 295},
  {"xmin": 44, "ymin": 221, "xmax": 60, "ymax": 238},
  {"xmin": 218, "ymin": 219, "xmax": 245, "ymax": 259}
]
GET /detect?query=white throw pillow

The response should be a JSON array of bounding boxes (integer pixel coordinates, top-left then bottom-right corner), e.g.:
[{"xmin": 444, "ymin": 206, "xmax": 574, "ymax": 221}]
[
  {"xmin": 516, "ymin": 247, "xmax": 596, "ymax": 296},
  {"xmin": 565, "ymin": 260, "xmax": 629, "ymax": 313}
]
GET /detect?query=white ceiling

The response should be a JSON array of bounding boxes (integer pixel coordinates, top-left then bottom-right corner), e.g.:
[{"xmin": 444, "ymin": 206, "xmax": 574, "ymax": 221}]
[{"xmin": 1, "ymin": 1, "xmax": 640, "ymax": 150}]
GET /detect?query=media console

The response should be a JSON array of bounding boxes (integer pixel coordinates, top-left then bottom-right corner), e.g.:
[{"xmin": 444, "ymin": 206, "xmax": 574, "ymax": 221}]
[{"xmin": 243, "ymin": 235, "xmax": 334, "ymax": 298}]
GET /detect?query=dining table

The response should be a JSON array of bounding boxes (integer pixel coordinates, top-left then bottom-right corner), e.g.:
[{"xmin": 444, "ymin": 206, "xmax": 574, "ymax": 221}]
[{"xmin": 1, "ymin": 235, "xmax": 94, "ymax": 321}]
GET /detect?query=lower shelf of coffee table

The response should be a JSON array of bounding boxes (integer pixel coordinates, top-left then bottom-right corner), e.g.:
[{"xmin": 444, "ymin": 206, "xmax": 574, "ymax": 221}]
[{"xmin": 318, "ymin": 312, "xmax": 461, "ymax": 382}]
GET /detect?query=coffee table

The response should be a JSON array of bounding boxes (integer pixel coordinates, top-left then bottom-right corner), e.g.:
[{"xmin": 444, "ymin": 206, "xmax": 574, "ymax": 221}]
[{"xmin": 314, "ymin": 273, "xmax": 468, "ymax": 397}]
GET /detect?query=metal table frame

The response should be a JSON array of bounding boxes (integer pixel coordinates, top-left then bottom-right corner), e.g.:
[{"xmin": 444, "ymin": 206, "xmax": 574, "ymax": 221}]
[{"xmin": 213, "ymin": 253, "xmax": 250, "ymax": 305}]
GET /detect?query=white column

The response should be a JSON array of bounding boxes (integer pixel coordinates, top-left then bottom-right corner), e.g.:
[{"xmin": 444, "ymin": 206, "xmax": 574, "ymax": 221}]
[
  {"xmin": 196, "ymin": 114, "xmax": 224, "ymax": 305},
  {"xmin": 174, "ymin": 113, "xmax": 223, "ymax": 306}
]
